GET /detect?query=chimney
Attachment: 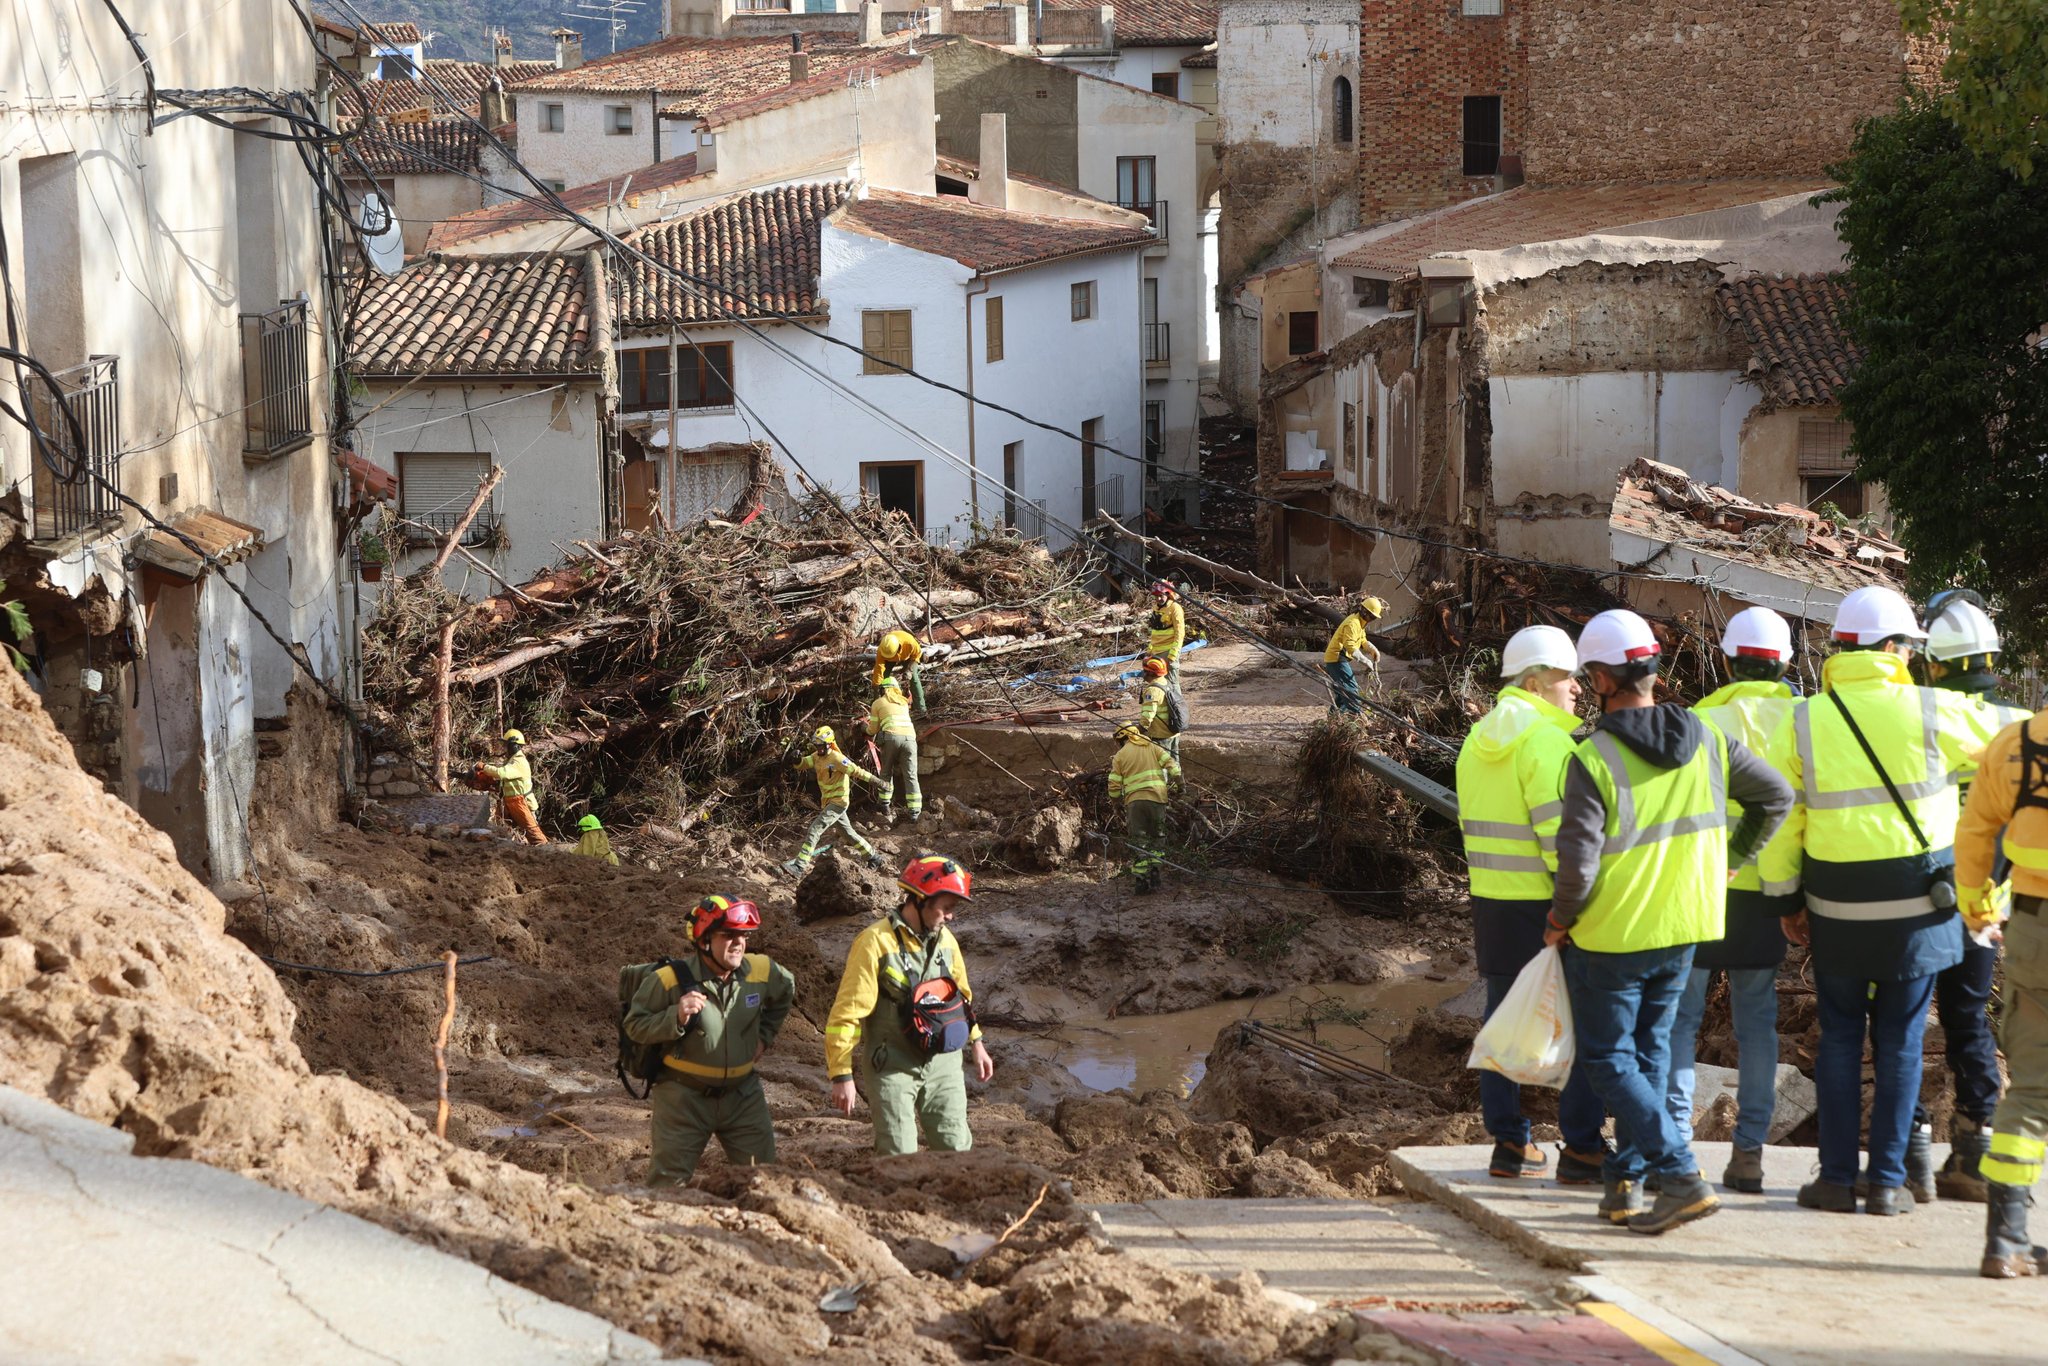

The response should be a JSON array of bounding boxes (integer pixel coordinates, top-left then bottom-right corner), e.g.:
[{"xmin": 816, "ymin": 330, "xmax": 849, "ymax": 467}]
[
  {"xmin": 860, "ymin": 0, "xmax": 883, "ymax": 45},
  {"xmin": 480, "ymin": 75, "xmax": 509, "ymax": 130},
  {"xmin": 789, "ymin": 33, "xmax": 810, "ymax": 84},
  {"xmin": 970, "ymin": 113, "xmax": 1007, "ymax": 210},
  {"xmin": 492, "ymin": 29, "xmax": 512, "ymax": 68},
  {"xmin": 552, "ymin": 27, "xmax": 583, "ymax": 70}
]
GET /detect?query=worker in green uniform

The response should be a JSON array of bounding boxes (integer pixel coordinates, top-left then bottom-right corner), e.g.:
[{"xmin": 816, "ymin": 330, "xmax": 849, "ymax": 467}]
[
  {"xmin": 864, "ymin": 676, "xmax": 923, "ymax": 826},
  {"xmin": 1110, "ymin": 721, "xmax": 1180, "ymax": 893},
  {"xmin": 825, "ymin": 855, "xmax": 993, "ymax": 1155},
  {"xmin": 574, "ymin": 813, "xmax": 620, "ymax": 865},
  {"xmin": 622, "ymin": 896, "xmax": 796, "ymax": 1185},
  {"xmin": 1147, "ymin": 581, "xmax": 1187, "ymax": 687},
  {"xmin": 784, "ymin": 725, "xmax": 885, "ymax": 876},
  {"xmin": 1138, "ymin": 655, "xmax": 1182, "ymax": 763}
]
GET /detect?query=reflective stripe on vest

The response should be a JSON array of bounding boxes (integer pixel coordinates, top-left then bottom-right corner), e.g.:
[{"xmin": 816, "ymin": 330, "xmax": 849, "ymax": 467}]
[
  {"xmin": 1568, "ymin": 723, "xmax": 1731, "ymax": 954},
  {"xmin": 1794, "ymin": 686, "xmax": 1946, "ymax": 810},
  {"xmin": 1588, "ymin": 731, "xmax": 1727, "ymax": 854}
]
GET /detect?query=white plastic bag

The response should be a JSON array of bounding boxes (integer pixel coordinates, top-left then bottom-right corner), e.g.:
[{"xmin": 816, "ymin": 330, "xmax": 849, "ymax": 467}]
[{"xmin": 1465, "ymin": 945, "xmax": 1575, "ymax": 1088}]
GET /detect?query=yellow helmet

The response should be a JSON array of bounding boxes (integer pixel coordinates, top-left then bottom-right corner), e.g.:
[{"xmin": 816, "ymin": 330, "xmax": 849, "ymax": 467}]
[
  {"xmin": 812, "ymin": 725, "xmax": 837, "ymax": 748},
  {"xmin": 1357, "ymin": 595, "xmax": 1388, "ymax": 620},
  {"xmin": 503, "ymin": 728, "xmax": 526, "ymax": 745},
  {"xmin": 1114, "ymin": 722, "xmax": 1145, "ymax": 744}
]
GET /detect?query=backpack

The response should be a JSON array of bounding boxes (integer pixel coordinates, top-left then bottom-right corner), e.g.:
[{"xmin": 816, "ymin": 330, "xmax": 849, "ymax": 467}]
[
  {"xmin": 1160, "ymin": 685, "xmax": 1187, "ymax": 736},
  {"xmin": 615, "ymin": 957, "xmax": 686, "ymax": 1098},
  {"xmin": 904, "ymin": 976, "xmax": 977, "ymax": 1056}
]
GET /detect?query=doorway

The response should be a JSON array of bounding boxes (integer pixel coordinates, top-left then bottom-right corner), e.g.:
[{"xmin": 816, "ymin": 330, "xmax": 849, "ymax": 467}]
[{"xmin": 861, "ymin": 461, "xmax": 924, "ymax": 532}]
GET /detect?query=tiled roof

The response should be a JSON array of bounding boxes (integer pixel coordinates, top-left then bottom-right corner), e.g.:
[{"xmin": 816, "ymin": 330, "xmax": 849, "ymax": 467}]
[
  {"xmin": 838, "ymin": 187, "xmax": 1153, "ymax": 274},
  {"xmin": 350, "ymin": 119, "xmax": 482, "ymax": 177},
  {"xmin": 1044, "ymin": 0, "xmax": 1215, "ymax": 46},
  {"xmin": 349, "ymin": 254, "xmax": 600, "ymax": 376},
  {"xmin": 690, "ymin": 49, "xmax": 924, "ymax": 127},
  {"xmin": 932, "ymin": 153, "xmax": 1111, "ymax": 202},
  {"xmin": 1331, "ymin": 179, "xmax": 1831, "ymax": 275},
  {"xmin": 615, "ymin": 182, "xmax": 852, "ymax": 327},
  {"xmin": 512, "ymin": 33, "xmax": 912, "ymax": 100},
  {"xmin": 366, "ymin": 21, "xmax": 423, "ymax": 46},
  {"xmin": 1717, "ymin": 274, "xmax": 1859, "ymax": 408},
  {"xmin": 423, "ymin": 152, "xmax": 705, "ymax": 251},
  {"xmin": 1180, "ymin": 49, "xmax": 1216, "ymax": 68},
  {"xmin": 427, "ymin": 57, "xmax": 554, "ymax": 107},
  {"xmin": 1609, "ymin": 458, "xmax": 1903, "ymax": 605},
  {"xmin": 336, "ymin": 59, "xmax": 553, "ymax": 122},
  {"xmin": 136, "ymin": 509, "xmax": 264, "ymax": 581}
]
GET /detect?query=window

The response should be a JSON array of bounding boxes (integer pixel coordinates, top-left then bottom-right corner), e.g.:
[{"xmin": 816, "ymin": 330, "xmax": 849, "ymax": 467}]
[
  {"xmin": 1332, "ymin": 76, "xmax": 1353, "ymax": 144},
  {"xmin": 1342, "ymin": 402, "xmax": 1358, "ymax": 475},
  {"xmin": 400, "ymin": 452, "xmax": 497, "ymax": 545},
  {"xmin": 1287, "ymin": 310, "xmax": 1319, "ymax": 356},
  {"xmin": 607, "ymin": 105, "xmax": 634, "ymax": 136},
  {"xmin": 1080, "ymin": 416, "xmax": 1103, "ymax": 518},
  {"xmin": 541, "ymin": 178, "xmax": 566, "ymax": 193},
  {"xmin": 1462, "ymin": 96, "xmax": 1502, "ymax": 176},
  {"xmin": 1798, "ymin": 417, "xmax": 1861, "ymax": 515},
  {"xmin": 1143, "ymin": 278, "xmax": 1168, "ymax": 363},
  {"xmin": 985, "ymin": 295, "xmax": 1004, "ymax": 363},
  {"xmin": 1462, "ymin": 0, "xmax": 1503, "ymax": 13},
  {"xmin": 1151, "ymin": 72, "xmax": 1179, "ymax": 99},
  {"xmin": 860, "ymin": 461, "xmax": 924, "ymax": 529},
  {"xmin": 377, "ymin": 54, "xmax": 415, "ymax": 80},
  {"xmin": 1116, "ymin": 155, "xmax": 1156, "ymax": 215},
  {"xmin": 1070, "ymin": 281, "xmax": 1095, "ymax": 321},
  {"xmin": 1144, "ymin": 401, "xmax": 1163, "ymax": 481},
  {"xmin": 1353, "ymin": 276, "xmax": 1391, "ymax": 308},
  {"xmin": 619, "ymin": 346, "xmax": 670, "ymax": 411},
  {"xmin": 675, "ymin": 342, "xmax": 734, "ymax": 409},
  {"xmin": 861, "ymin": 310, "xmax": 913, "ymax": 374},
  {"xmin": 1002, "ymin": 441, "xmax": 1022, "ymax": 527},
  {"xmin": 540, "ymin": 102, "xmax": 565, "ymax": 133}
]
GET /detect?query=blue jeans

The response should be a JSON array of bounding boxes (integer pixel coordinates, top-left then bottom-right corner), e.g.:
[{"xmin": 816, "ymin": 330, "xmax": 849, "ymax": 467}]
[
  {"xmin": 1324, "ymin": 660, "xmax": 1362, "ymax": 714},
  {"xmin": 1562, "ymin": 942, "xmax": 1698, "ymax": 1182},
  {"xmin": 1482, "ymin": 972, "xmax": 1608, "ymax": 1151},
  {"xmin": 1814, "ymin": 971, "xmax": 1937, "ymax": 1188},
  {"xmin": 1665, "ymin": 966, "xmax": 1779, "ymax": 1152}
]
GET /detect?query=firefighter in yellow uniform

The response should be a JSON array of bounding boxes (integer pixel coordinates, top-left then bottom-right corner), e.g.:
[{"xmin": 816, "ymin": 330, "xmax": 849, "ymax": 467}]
[
  {"xmin": 1110, "ymin": 721, "xmax": 1180, "ymax": 894},
  {"xmin": 1323, "ymin": 595, "xmax": 1387, "ymax": 717},
  {"xmin": 873, "ymin": 629, "xmax": 925, "ymax": 712},
  {"xmin": 785, "ymin": 726, "xmax": 884, "ymax": 876},
  {"xmin": 574, "ymin": 813, "xmax": 620, "ymax": 865},
  {"xmin": 623, "ymin": 897, "xmax": 794, "ymax": 1184},
  {"xmin": 1147, "ymin": 581, "xmax": 1186, "ymax": 687},
  {"xmin": 477, "ymin": 728, "xmax": 547, "ymax": 844},
  {"xmin": 1956, "ymin": 706, "xmax": 2048, "ymax": 1277},
  {"xmin": 825, "ymin": 855, "xmax": 992, "ymax": 1155},
  {"xmin": 864, "ymin": 677, "xmax": 922, "ymax": 826},
  {"xmin": 1138, "ymin": 655, "xmax": 1182, "ymax": 763}
]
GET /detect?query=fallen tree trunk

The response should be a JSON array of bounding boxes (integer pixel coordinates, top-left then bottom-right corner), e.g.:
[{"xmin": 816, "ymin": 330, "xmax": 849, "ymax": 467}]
[
  {"xmin": 448, "ymin": 617, "xmax": 638, "ymax": 686},
  {"xmin": 1101, "ymin": 513, "xmax": 1345, "ymax": 625}
]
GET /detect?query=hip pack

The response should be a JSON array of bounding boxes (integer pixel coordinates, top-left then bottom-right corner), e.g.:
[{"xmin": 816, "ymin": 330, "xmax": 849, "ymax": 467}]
[{"xmin": 904, "ymin": 976, "xmax": 976, "ymax": 1056}]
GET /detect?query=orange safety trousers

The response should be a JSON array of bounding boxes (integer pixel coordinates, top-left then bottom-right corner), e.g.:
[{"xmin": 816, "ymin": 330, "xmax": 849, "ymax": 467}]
[{"xmin": 503, "ymin": 794, "xmax": 548, "ymax": 844}]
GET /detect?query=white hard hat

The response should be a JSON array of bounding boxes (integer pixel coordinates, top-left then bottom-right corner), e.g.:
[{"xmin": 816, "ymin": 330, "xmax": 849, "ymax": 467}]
[
  {"xmin": 1577, "ymin": 610, "xmax": 1661, "ymax": 670},
  {"xmin": 1832, "ymin": 585, "xmax": 1925, "ymax": 645},
  {"xmin": 1926, "ymin": 599, "xmax": 2000, "ymax": 662},
  {"xmin": 1721, "ymin": 606, "xmax": 1794, "ymax": 662},
  {"xmin": 1500, "ymin": 624, "xmax": 1578, "ymax": 679}
]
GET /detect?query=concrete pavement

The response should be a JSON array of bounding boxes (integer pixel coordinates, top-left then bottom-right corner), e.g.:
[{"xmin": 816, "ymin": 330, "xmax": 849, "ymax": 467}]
[{"xmin": 0, "ymin": 1086, "xmax": 697, "ymax": 1365}]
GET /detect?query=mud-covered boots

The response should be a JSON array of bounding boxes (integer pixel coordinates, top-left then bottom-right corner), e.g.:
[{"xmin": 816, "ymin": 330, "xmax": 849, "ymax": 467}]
[
  {"xmin": 1905, "ymin": 1119, "xmax": 1938, "ymax": 1204},
  {"xmin": 1982, "ymin": 1181, "xmax": 2048, "ymax": 1279},
  {"xmin": 1939, "ymin": 1121, "xmax": 1994, "ymax": 1203}
]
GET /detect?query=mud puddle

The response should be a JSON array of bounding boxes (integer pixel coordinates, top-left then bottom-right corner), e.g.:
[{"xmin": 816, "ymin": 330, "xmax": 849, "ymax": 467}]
[{"xmin": 1013, "ymin": 974, "xmax": 1465, "ymax": 1097}]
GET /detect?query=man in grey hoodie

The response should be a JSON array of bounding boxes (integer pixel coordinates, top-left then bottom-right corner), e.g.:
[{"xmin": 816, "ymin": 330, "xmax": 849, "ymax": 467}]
[{"xmin": 1544, "ymin": 610, "xmax": 1793, "ymax": 1235}]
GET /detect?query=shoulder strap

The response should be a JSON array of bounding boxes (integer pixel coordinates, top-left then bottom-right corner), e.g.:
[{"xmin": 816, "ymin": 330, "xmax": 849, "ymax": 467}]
[
  {"xmin": 654, "ymin": 962, "xmax": 680, "ymax": 991},
  {"xmin": 1829, "ymin": 692, "xmax": 1930, "ymax": 852}
]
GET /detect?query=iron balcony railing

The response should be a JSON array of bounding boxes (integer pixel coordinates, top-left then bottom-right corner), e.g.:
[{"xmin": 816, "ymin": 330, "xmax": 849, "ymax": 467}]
[
  {"xmin": 1083, "ymin": 473, "xmax": 1124, "ymax": 521},
  {"xmin": 405, "ymin": 505, "xmax": 501, "ymax": 548},
  {"xmin": 999, "ymin": 498, "xmax": 1048, "ymax": 541},
  {"xmin": 1120, "ymin": 199, "xmax": 1167, "ymax": 242},
  {"xmin": 1143, "ymin": 321, "xmax": 1171, "ymax": 364},
  {"xmin": 28, "ymin": 355, "xmax": 121, "ymax": 541},
  {"xmin": 242, "ymin": 300, "xmax": 314, "ymax": 459}
]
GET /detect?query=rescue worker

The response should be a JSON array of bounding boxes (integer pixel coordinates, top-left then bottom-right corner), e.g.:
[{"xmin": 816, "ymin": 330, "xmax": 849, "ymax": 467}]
[
  {"xmin": 1454, "ymin": 623, "xmax": 1609, "ymax": 1183},
  {"xmin": 1146, "ymin": 581, "xmax": 1186, "ymax": 687},
  {"xmin": 1773, "ymin": 586, "xmax": 1980, "ymax": 1216},
  {"xmin": 1138, "ymin": 655, "xmax": 1183, "ymax": 763},
  {"xmin": 1667, "ymin": 607, "xmax": 1802, "ymax": 1195},
  {"xmin": 785, "ymin": 725, "xmax": 885, "ymax": 877},
  {"xmin": 1544, "ymin": 610, "xmax": 1793, "ymax": 1235},
  {"xmin": 1914, "ymin": 591, "xmax": 2031, "ymax": 1202},
  {"xmin": 477, "ymin": 728, "xmax": 546, "ymax": 844},
  {"xmin": 622, "ymin": 895, "xmax": 795, "ymax": 1185},
  {"xmin": 574, "ymin": 813, "xmax": 620, "ymax": 866},
  {"xmin": 1955, "ymin": 702, "xmax": 2048, "ymax": 1277},
  {"xmin": 864, "ymin": 676, "xmax": 923, "ymax": 827},
  {"xmin": 1110, "ymin": 721, "xmax": 1179, "ymax": 894},
  {"xmin": 825, "ymin": 854, "xmax": 994, "ymax": 1154},
  {"xmin": 873, "ymin": 628, "xmax": 925, "ymax": 713},
  {"xmin": 1322, "ymin": 594, "xmax": 1387, "ymax": 718}
]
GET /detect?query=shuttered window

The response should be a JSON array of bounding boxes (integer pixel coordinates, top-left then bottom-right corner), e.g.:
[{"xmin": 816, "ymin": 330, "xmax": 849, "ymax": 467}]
[
  {"xmin": 399, "ymin": 451, "xmax": 496, "ymax": 545},
  {"xmin": 862, "ymin": 310, "xmax": 913, "ymax": 374},
  {"xmin": 986, "ymin": 296, "xmax": 1004, "ymax": 362}
]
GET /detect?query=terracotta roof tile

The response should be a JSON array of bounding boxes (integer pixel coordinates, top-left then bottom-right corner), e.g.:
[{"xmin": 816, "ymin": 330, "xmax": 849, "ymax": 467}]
[
  {"xmin": 348, "ymin": 254, "xmax": 599, "ymax": 376},
  {"xmin": 349, "ymin": 119, "xmax": 482, "ymax": 177},
  {"xmin": 1180, "ymin": 48, "xmax": 1216, "ymax": 68},
  {"xmin": 691, "ymin": 50, "xmax": 924, "ymax": 127},
  {"xmin": 336, "ymin": 59, "xmax": 553, "ymax": 122},
  {"xmin": 1044, "ymin": 0, "xmax": 1216, "ymax": 45},
  {"xmin": 366, "ymin": 21, "xmax": 423, "ymax": 45},
  {"xmin": 512, "ymin": 33, "xmax": 913, "ymax": 104},
  {"xmin": 616, "ymin": 182, "xmax": 853, "ymax": 326},
  {"xmin": 1716, "ymin": 274, "xmax": 1860, "ymax": 408},
  {"xmin": 838, "ymin": 187, "xmax": 1153, "ymax": 274},
  {"xmin": 1331, "ymin": 179, "xmax": 1831, "ymax": 275},
  {"xmin": 423, "ymin": 152, "xmax": 706, "ymax": 251}
]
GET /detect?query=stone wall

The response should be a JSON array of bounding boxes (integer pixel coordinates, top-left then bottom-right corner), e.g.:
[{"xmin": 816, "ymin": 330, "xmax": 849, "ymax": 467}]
[{"xmin": 1358, "ymin": 0, "xmax": 1527, "ymax": 225}]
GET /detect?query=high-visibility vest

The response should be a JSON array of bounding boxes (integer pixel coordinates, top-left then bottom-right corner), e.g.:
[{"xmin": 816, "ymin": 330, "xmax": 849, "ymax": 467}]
[
  {"xmin": 872, "ymin": 630, "xmax": 921, "ymax": 687},
  {"xmin": 1109, "ymin": 738, "xmax": 1175, "ymax": 805},
  {"xmin": 1567, "ymin": 720, "xmax": 1731, "ymax": 953},
  {"xmin": 1148, "ymin": 600, "xmax": 1185, "ymax": 658},
  {"xmin": 1323, "ymin": 613, "xmax": 1370, "ymax": 664},
  {"xmin": 487, "ymin": 753, "xmax": 535, "ymax": 800},
  {"xmin": 1454, "ymin": 687, "xmax": 1579, "ymax": 901},
  {"xmin": 1694, "ymin": 680, "xmax": 1798, "ymax": 896},
  {"xmin": 868, "ymin": 690, "xmax": 916, "ymax": 737},
  {"xmin": 1947, "ymin": 690, "xmax": 2031, "ymax": 795},
  {"xmin": 798, "ymin": 747, "xmax": 868, "ymax": 807}
]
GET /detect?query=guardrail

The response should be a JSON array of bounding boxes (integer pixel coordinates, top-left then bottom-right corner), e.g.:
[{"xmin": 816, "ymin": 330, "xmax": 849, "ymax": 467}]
[
  {"xmin": 1120, "ymin": 198, "xmax": 1167, "ymax": 242},
  {"xmin": 28, "ymin": 355, "xmax": 121, "ymax": 541},
  {"xmin": 242, "ymin": 300, "xmax": 313, "ymax": 459}
]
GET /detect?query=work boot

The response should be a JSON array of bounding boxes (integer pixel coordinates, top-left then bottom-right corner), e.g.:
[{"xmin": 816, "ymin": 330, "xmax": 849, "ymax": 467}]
[
  {"xmin": 1488, "ymin": 1141, "xmax": 1549, "ymax": 1179},
  {"xmin": 1867, "ymin": 1185, "xmax": 1916, "ymax": 1216},
  {"xmin": 1905, "ymin": 1120, "xmax": 1937, "ymax": 1204},
  {"xmin": 1982, "ymin": 1182, "xmax": 2048, "ymax": 1279},
  {"xmin": 1939, "ymin": 1122, "xmax": 1993, "ymax": 1203},
  {"xmin": 1556, "ymin": 1141, "xmax": 1614, "ymax": 1187},
  {"xmin": 1133, "ymin": 871, "xmax": 1155, "ymax": 896},
  {"xmin": 866, "ymin": 850, "xmax": 887, "ymax": 871},
  {"xmin": 1797, "ymin": 1179, "xmax": 1857, "ymax": 1213},
  {"xmin": 882, "ymin": 809, "xmax": 898, "ymax": 829},
  {"xmin": 1722, "ymin": 1146, "xmax": 1766, "ymax": 1195},
  {"xmin": 780, "ymin": 857, "xmax": 810, "ymax": 878},
  {"xmin": 1599, "ymin": 1176, "xmax": 1644, "ymax": 1225},
  {"xmin": 1627, "ymin": 1173, "xmax": 1720, "ymax": 1236}
]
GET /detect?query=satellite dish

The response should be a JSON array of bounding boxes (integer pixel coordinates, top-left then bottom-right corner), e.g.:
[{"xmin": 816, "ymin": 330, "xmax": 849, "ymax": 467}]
[{"xmin": 359, "ymin": 192, "xmax": 404, "ymax": 276}]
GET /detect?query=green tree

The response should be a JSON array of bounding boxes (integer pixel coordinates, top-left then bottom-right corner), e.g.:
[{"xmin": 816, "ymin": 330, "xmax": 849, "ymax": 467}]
[
  {"xmin": 1901, "ymin": 0, "xmax": 2048, "ymax": 177},
  {"xmin": 1825, "ymin": 99, "xmax": 2048, "ymax": 655}
]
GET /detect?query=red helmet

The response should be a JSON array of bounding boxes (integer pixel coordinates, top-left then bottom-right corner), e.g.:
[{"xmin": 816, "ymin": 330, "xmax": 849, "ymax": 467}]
[
  {"xmin": 1150, "ymin": 580, "xmax": 1175, "ymax": 598},
  {"xmin": 691, "ymin": 895, "xmax": 762, "ymax": 942},
  {"xmin": 900, "ymin": 853, "xmax": 973, "ymax": 902},
  {"xmin": 1141, "ymin": 655, "xmax": 1167, "ymax": 677}
]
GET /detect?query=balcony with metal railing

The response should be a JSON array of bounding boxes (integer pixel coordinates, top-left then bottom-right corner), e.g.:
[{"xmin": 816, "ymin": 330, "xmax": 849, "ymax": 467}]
[
  {"xmin": 1119, "ymin": 198, "xmax": 1168, "ymax": 244},
  {"xmin": 242, "ymin": 301, "xmax": 314, "ymax": 460},
  {"xmin": 1143, "ymin": 321, "xmax": 1171, "ymax": 367},
  {"xmin": 27, "ymin": 356, "xmax": 122, "ymax": 542},
  {"xmin": 1082, "ymin": 473, "xmax": 1124, "ymax": 522}
]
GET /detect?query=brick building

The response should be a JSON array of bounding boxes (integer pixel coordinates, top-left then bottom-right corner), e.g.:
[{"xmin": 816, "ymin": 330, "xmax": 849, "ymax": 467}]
[{"xmin": 1357, "ymin": 0, "xmax": 1526, "ymax": 224}]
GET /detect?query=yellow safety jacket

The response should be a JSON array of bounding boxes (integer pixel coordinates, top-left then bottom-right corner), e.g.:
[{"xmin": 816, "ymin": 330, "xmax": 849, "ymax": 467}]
[
  {"xmin": 824, "ymin": 915, "xmax": 981, "ymax": 1078},
  {"xmin": 1109, "ymin": 735, "xmax": 1178, "ymax": 805},
  {"xmin": 1147, "ymin": 599, "xmax": 1185, "ymax": 659},
  {"xmin": 574, "ymin": 829, "xmax": 620, "ymax": 866},
  {"xmin": 1694, "ymin": 680, "xmax": 1800, "ymax": 896},
  {"xmin": 795, "ymin": 746, "xmax": 876, "ymax": 808},
  {"xmin": 1959, "ymin": 711, "xmax": 2048, "ymax": 909},
  {"xmin": 1455, "ymin": 686, "xmax": 1580, "ymax": 901},
  {"xmin": 1140, "ymin": 681, "xmax": 1174, "ymax": 740},
  {"xmin": 481, "ymin": 752, "xmax": 535, "ymax": 801},
  {"xmin": 872, "ymin": 630, "xmax": 922, "ymax": 688},
  {"xmin": 1323, "ymin": 612, "xmax": 1379, "ymax": 667},
  {"xmin": 624, "ymin": 953, "xmax": 795, "ymax": 1085},
  {"xmin": 1566, "ymin": 720, "xmax": 1732, "ymax": 953},
  {"xmin": 865, "ymin": 690, "xmax": 916, "ymax": 738}
]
